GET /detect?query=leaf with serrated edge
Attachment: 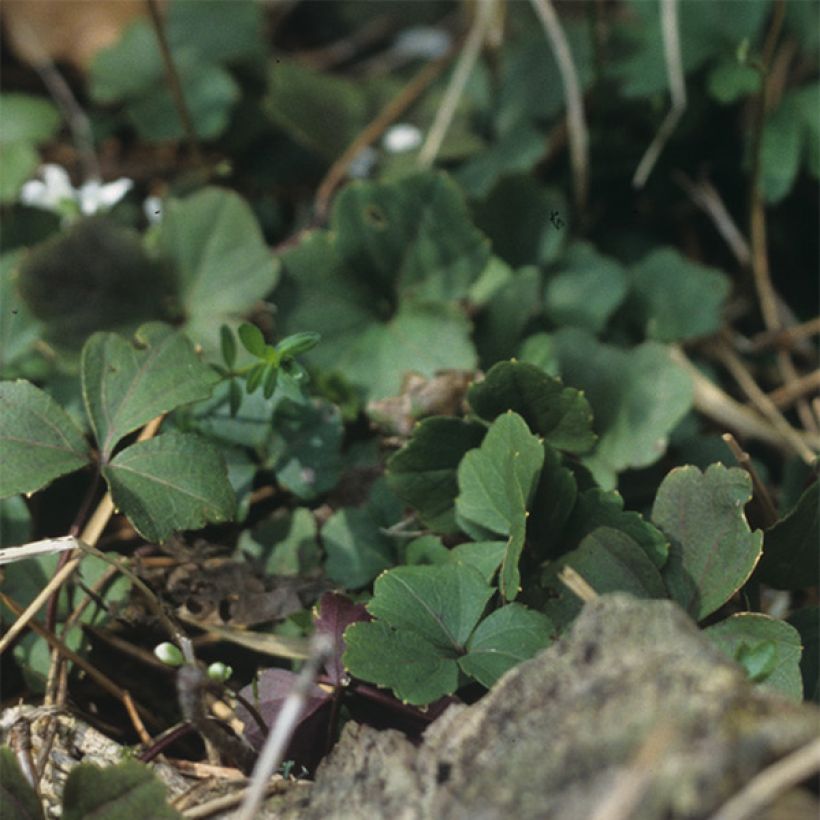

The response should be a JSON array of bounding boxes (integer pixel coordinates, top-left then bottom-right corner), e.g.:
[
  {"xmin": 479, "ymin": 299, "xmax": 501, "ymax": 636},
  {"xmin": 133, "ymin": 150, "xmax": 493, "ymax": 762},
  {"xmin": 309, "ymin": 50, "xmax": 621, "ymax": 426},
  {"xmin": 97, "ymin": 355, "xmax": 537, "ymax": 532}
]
[
  {"xmin": 652, "ymin": 464, "xmax": 763, "ymax": 621},
  {"xmin": 82, "ymin": 323, "xmax": 219, "ymax": 460},
  {"xmin": 0, "ymin": 381, "xmax": 90, "ymax": 498},
  {"xmin": 103, "ymin": 432, "xmax": 235, "ymax": 541}
]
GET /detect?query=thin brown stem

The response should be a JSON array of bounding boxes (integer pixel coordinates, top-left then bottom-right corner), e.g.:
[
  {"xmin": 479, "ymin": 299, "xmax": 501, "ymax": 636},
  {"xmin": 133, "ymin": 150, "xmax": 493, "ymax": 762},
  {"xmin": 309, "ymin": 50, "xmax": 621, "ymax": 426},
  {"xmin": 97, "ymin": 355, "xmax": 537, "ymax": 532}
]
[
  {"xmin": 722, "ymin": 434, "xmax": 778, "ymax": 528},
  {"xmin": 146, "ymin": 0, "xmax": 202, "ymax": 164}
]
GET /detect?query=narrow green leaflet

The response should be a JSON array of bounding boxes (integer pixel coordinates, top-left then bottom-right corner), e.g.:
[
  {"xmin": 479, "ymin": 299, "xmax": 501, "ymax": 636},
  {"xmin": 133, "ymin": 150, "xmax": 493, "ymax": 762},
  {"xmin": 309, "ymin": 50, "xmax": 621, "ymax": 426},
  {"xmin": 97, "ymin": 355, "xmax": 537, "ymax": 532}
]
[
  {"xmin": 460, "ymin": 604, "xmax": 553, "ymax": 689},
  {"xmin": 456, "ymin": 412, "xmax": 544, "ymax": 537},
  {"xmin": 322, "ymin": 479, "xmax": 403, "ymax": 588},
  {"xmin": 343, "ymin": 564, "xmax": 494, "ymax": 704},
  {"xmin": 704, "ymin": 613, "xmax": 803, "ymax": 702},
  {"xmin": 756, "ymin": 482, "xmax": 819, "ymax": 590},
  {"xmin": 627, "ymin": 247, "xmax": 730, "ymax": 342},
  {"xmin": 541, "ymin": 527, "xmax": 667, "ymax": 633},
  {"xmin": 82, "ymin": 323, "xmax": 220, "ymax": 460},
  {"xmin": 468, "ymin": 361, "xmax": 596, "ymax": 454},
  {"xmin": 561, "ymin": 488, "xmax": 669, "ymax": 569},
  {"xmin": 456, "ymin": 412, "xmax": 544, "ymax": 601},
  {"xmin": 652, "ymin": 465, "xmax": 763, "ymax": 621},
  {"xmin": 103, "ymin": 432, "xmax": 235, "ymax": 541},
  {"xmin": 153, "ymin": 188, "xmax": 279, "ymax": 351},
  {"xmin": 63, "ymin": 758, "xmax": 181, "ymax": 820},
  {"xmin": 387, "ymin": 417, "xmax": 486, "ymax": 533},
  {"xmin": 544, "ymin": 241, "xmax": 628, "ymax": 333},
  {"xmin": 551, "ymin": 328, "xmax": 693, "ymax": 489},
  {"xmin": 0, "ymin": 746, "xmax": 41, "ymax": 820},
  {"xmin": 0, "ymin": 381, "xmax": 90, "ymax": 498}
]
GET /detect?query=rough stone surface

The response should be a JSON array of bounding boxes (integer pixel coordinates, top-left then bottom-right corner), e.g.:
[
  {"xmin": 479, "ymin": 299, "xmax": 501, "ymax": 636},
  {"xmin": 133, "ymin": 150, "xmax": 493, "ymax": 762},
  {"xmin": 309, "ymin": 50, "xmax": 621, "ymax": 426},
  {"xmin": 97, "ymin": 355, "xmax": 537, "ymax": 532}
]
[{"xmin": 276, "ymin": 594, "xmax": 820, "ymax": 820}]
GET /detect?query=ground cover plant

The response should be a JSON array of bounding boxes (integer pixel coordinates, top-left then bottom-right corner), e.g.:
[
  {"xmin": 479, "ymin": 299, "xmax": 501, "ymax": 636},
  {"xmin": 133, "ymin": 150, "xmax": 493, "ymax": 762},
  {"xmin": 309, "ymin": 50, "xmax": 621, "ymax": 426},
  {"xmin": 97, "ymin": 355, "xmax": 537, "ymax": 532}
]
[{"xmin": 0, "ymin": 0, "xmax": 818, "ymax": 816}]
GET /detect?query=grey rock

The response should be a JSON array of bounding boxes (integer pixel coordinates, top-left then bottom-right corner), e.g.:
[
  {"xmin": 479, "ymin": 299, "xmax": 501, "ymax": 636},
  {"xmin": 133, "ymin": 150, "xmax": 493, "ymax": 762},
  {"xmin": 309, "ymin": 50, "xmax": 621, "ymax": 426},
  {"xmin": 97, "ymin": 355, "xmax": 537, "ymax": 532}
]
[{"xmin": 277, "ymin": 594, "xmax": 820, "ymax": 820}]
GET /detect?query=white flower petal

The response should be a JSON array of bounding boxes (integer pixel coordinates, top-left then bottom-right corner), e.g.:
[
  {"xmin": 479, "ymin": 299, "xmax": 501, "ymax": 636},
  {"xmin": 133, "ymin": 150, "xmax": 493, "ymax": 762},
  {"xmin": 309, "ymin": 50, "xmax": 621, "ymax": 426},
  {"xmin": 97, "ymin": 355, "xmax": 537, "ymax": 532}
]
[{"xmin": 383, "ymin": 123, "xmax": 422, "ymax": 154}]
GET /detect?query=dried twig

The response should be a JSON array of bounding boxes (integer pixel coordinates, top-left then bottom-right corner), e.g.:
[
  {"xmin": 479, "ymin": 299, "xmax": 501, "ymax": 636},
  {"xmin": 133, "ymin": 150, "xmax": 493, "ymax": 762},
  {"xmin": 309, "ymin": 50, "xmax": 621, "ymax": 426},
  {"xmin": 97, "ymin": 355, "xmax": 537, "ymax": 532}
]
[
  {"xmin": 315, "ymin": 49, "xmax": 453, "ymax": 217},
  {"xmin": 633, "ymin": 0, "xmax": 686, "ymax": 188},
  {"xmin": 146, "ymin": 0, "xmax": 201, "ymax": 164},
  {"xmin": 529, "ymin": 0, "xmax": 588, "ymax": 211},
  {"xmin": 749, "ymin": 316, "xmax": 820, "ymax": 352},
  {"xmin": 767, "ymin": 370, "xmax": 820, "ymax": 409},
  {"xmin": 235, "ymin": 633, "xmax": 333, "ymax": 820},
  {"xmin": 721, "ymin": 434, "xmax": 778, "ymax": 528},
  {"xmin": 418, "ymin": 0, "xmax": 497, "ymax": 168},
  {"xmin": 558, "ymin": 566, "xmax": 597, "ymax": 602},
  {"xmin": 708, "ymin": 737, "xmax": 820, "ymax": 820}
]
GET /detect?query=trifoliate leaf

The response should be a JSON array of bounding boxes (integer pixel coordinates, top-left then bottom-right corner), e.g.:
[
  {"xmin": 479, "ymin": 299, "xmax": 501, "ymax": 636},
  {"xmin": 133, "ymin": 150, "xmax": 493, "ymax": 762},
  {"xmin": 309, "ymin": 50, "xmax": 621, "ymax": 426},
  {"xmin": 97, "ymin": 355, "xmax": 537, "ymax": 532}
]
[
  {"xmin": 82, "ymin": 323, "xmax": 219, "ymax": 460},
  {"xmin": 0, "ymin": 380, "xmax": 90, "ymax": 498},
  {"xmin": 652, "ymin": 464, "xmax": 763, "ymax": 621},
  {"xmin": 103, "ymin": 432, "xmax": 235, "ymax": 541}
]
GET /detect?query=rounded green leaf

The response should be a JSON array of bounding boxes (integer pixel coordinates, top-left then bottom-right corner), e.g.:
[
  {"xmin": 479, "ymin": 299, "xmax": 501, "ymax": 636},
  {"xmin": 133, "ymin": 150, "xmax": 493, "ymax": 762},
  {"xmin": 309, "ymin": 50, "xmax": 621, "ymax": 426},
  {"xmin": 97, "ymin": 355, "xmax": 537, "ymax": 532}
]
[
  {"xmin": 704, "ymin": 613, "xmax": 803, "ymax": 701},
  {"xmin": 0, "ymin": 380, "xmax": 90, "ymax": 498},
  {"xmin": 652, "ymin": 464, "xmax": 763, "ymax": 621},
  {"xmin": 103, "ymin": 432, "xmax": 236, "ymax": 542}
]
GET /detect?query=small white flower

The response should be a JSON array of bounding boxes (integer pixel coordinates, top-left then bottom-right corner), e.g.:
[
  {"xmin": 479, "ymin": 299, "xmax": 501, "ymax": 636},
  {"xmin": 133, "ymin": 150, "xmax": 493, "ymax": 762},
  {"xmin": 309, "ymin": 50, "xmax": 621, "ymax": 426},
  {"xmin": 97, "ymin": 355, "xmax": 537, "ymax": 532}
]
[
  {"xmin": 348, "ymin": 146, "xmax": 378, "ymax": 178},
  {"xmin": 392, "ymin": 27, "xmax": 451, "ymax": 60},
  {"xmin": 144, "ymin": 195, "xmax": 164, "ymax": 225},
  {"xmin": 19, "ymin": 163, "xmax": 132, "ymax": 220},
  {"xmin": 383, "ymin": 123, "xmax": 423, "ymax": 154}
]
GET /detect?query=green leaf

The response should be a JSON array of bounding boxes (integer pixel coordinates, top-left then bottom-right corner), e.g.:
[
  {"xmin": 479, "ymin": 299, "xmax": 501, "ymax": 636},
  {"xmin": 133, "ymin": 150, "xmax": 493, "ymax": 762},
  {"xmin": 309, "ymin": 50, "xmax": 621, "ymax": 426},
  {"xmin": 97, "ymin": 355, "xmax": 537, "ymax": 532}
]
[
  {"xmin": 473, "ymin": 175, "xmax": 567, "ymax": 268},
  {"xmin": 761, "ymin": 93, "xmax": 803, "ymax": 203},
  {"xmin": 627, "ymin": 247, "xmax": 730, "ymax": 342},
  {"xmin": 540, "ymin": 527, "xmax": 667, "ymax": 632},
  {"xmin": 527, "ymin": 444, "xmax": 578, "ymax": 557},
  {"xmin": 387, "ymin": 417, "xmax": 486, "ymax": 533},
  {"xmin": 562, "ymin": 488, "xmax": 669, "ymax": 569},
  {"xmin": 551, "ymin": 328, "xmax": 693, "ymax": 489},
  {"xmin": 0, "ymin": 495, "xmax": 31, "ymax": 547},
  {"xmin": 468, "ymin": 360, "xmax": 596, "ymax": 454},
  {"xmin": 544, "ymin": 241, "xmax": 629, "ymax": 333},
  {"xmin": 1, "ymin": 252, "xmax": 43, "ymax": 373},
  {"xmin": 707, "ymin": 61, "xmax": 760, "ymax": 104},
  {"xmin": 704, "ymin": 613, "xmax": 803, "ymax": 701},
  {"xmin": 456, "ymin": 412, "xmax": 543, "ymax": 537},
  {"xmin": 323, "ymin": 479, "xmax": 403, "ymax": 588},
  {"xmin": 0, "ymin": 142, "xmax": 38, "ymax": 204},
  {"xmin": 237, "ymin": 507, "xmax": 320, "ymax": 576},
  {"xmin": 103, "ymin": 432, "xmax": 235, "ymax": 541},
  {"xmin": 63, "ymin": 758, "xmax": 181, "ymax": 820},
  {"xmin": 0, "ymin": 746, "xmax": 42, "ymax": 820},
  {"xmin": 267, "ymin": 399, "xmax": 343, "ymax": 500},
  {"xmin": 0, "ymin": 93, "xmax": 61, "ymax": 145},
  {"xmin": 474, "ymin": 265, "xmax": 542, "ymax": 365},
  {"xmin": 368, "ymin": 564, "xmax": 493, "ymax": 650},
  {"xmin": 460, "ymin": 604, "xmax": 553, "ymax": 688},
  {"xmin": 456, "ymin": 412, "xmax": 544, "ymax": 601},
  {"xmin": 219, "ymin": 325, "xmax": 236, "ymax": 368},
  {"xmin": 343, "ymin": 620, "xmax": 460, "ymax": 706},
  {"xmin": 82, "ymin": 323, "xmax": 219, "ymax": 460},
  {"xmin": 266, "ymin": 58, "xmax": 369, "ymax": 159},
  {"xmin": 652, "ymin": 464, "xmax": 763, "ymax": 621},
  {"xmin": 153, "ymin": 188, "xmax": 279, "ymax": 352},
  {"xmin": 788, "ymin": 607, "xmax": 819, "ymax": 703},
  {"xmin": 756, "ymin": 482, "xmax": 819, "ymax": 590},
  {"xmin": 238, "ymin": 323, "xmax": 268, "ymax": 358},
  {"xmin": 0, "ymin": 381, "xmax": 90, "ymax": 499},
  {"xmin": 344, "ymin": 563, "xmax": 495, "ymax": 704},
  {"xmin": 277, "ymin": 331, "xmax": 321, "ymax": 359},
  {"xmin": 734, "ymin": 641, "xmax": 778, "ymax": 683}
]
